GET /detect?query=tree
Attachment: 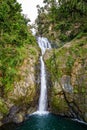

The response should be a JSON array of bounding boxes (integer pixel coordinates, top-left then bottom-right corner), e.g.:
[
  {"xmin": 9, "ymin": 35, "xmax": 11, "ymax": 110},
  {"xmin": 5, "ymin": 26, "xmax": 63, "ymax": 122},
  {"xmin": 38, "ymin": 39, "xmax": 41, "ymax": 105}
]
[
  {"xmin": 35, "ymin": 0, "xmax": 87, "ymax": 42},
  {"xmin": 0, "ymin": 0, "xmax": 37, "ymax": 94}
]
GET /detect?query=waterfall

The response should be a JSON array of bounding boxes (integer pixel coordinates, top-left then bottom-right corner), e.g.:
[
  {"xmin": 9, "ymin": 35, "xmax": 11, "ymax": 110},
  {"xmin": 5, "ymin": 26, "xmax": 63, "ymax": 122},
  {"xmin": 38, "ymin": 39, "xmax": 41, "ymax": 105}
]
[{"xmin": 37, "ymin": 37, "xmax": 51, "ymax": 113}]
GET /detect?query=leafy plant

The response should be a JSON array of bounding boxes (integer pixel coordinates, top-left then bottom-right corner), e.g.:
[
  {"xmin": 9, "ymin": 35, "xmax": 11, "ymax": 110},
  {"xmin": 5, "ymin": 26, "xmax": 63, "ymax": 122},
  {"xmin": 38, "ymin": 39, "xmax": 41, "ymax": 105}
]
[{"xmin": 0, "ymin": 0, "xmax": 38, "ymax": 95}]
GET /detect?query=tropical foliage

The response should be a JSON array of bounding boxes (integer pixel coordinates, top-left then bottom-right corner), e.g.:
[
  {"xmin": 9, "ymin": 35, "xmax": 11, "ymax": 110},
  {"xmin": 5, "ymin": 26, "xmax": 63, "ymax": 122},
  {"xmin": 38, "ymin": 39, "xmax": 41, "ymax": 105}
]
[
  {"xmin": 35, "ymin": 0, "xmax": 87, "ymax": 43},
  {"xmin": 0, "ymin": 0, "xmax": 37, "ymax": 95}
]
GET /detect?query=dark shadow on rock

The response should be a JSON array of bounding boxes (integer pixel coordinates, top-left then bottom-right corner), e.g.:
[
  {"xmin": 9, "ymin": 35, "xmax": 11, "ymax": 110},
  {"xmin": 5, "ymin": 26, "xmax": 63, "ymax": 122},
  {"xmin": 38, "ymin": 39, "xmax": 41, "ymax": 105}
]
[{"xmin": 0, "ymin": 122, "xmax": 17, "ymax": 130}]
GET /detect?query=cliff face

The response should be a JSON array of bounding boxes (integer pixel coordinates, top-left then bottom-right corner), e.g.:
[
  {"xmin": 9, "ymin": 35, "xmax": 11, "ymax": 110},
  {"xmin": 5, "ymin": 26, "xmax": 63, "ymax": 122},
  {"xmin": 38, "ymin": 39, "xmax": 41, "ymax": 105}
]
[
  {"xmin": 44, "ymin": 37, "xmax": 87, "ymax": 122},
  {"xmin": 0, "ymin": 45, "xmax": 40, "ymax": 125}
]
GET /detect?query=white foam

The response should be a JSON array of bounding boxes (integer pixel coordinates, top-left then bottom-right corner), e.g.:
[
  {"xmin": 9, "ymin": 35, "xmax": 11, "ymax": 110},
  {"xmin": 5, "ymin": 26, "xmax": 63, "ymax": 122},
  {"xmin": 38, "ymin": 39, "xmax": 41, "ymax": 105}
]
[
  {"xmin": 72, "ymin": 118, "xmax": 87, "ymax": 125},
  {"xmin": 31, "ymin": 111, "xmax": 49, "ymax": 116}
]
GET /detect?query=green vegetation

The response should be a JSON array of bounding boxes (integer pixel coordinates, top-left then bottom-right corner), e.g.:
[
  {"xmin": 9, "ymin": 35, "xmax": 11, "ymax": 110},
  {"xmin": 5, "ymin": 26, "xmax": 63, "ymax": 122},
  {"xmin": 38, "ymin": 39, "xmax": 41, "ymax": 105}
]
[
  {"xmin": 51, "ymin": 94, "xmax": 68, "ymax": 113},
  {"xmin": 35, "ymin": 0, "xmax": 87, "ymax": 44},
  {"xmin": 0, "ymin": 98, "xmax": 8, "ymax": 115},
  {"xmin": 35, "ymin": 0, "xmax": 87, "ymax": 121},
  {"xmin": 45, "ymin": 37, "xmax": 87, "ymax": 80},
  {"xmin": 0, "ymin": 0, "xmax": 37, "ymax": 96},
  {"xmin": 45, "ymin": 37, "xmax": 87, "ymax": 120}
]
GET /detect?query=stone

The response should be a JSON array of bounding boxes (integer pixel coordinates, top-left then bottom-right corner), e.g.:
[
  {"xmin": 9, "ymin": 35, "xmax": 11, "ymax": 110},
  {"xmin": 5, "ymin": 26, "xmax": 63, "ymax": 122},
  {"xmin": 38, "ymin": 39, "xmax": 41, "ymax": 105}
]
[
  {"xmin": 13, "ymin": 113, "xmax": 24, "ymax": 123},
  {"xmin": 0, "ymin": 113, "xmax": 3, "ymax": 120},
  {"xmin": 61, "ymin": 75, "xmax": 73, "ymax": 93},
  {"xmin": 45, "ymin": 37, "xmax": 87, "ymax": 122},
  {"xmin": 0, "ymin": 45, "xmax": 40, "ymax": 126}
]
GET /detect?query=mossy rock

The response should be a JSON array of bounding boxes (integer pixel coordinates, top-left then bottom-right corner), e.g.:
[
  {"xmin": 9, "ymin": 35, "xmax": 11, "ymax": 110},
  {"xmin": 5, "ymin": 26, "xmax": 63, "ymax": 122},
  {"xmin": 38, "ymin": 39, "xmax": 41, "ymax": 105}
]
[
  {"xmin": 45, "ymin": 37, "xmax": 87, "ymax": 121},
  {"xmin": 50, "ymin": 94, "xmax": 69, "ymax": 113},
  {"xmin": 0, "ymin": 98, "xmax": 8, "ymax": 115}
]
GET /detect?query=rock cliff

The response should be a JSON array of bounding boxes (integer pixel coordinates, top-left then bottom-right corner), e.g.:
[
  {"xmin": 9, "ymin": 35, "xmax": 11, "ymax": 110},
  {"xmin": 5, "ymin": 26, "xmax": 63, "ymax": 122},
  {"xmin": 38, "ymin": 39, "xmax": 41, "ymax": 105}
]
[
  {"xmin": 44, "ymin": 37, "xmax": 87, "ymax": 122},
  {"xmin": 0, "ymin": 44, "xmax": 40, "ymax": 125}
]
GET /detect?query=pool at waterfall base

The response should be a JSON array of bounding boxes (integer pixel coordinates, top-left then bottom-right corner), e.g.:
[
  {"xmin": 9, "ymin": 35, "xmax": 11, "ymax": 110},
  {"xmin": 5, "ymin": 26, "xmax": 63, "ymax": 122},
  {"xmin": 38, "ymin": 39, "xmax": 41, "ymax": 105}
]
[
  {"xmin": 16, "ymin": 113, "xmax": 87, "ymax": 130},
  {"xmin": 1, "ymin": 37, "xmax": 87, "ymax": 130}
]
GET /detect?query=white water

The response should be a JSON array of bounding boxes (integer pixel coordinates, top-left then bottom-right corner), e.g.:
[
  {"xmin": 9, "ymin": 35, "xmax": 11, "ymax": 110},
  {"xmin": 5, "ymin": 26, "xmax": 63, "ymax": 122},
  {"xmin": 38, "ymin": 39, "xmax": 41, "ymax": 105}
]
[{"xmin": 37, "ymin": 37, "xmax": 51, "ymax": 113}]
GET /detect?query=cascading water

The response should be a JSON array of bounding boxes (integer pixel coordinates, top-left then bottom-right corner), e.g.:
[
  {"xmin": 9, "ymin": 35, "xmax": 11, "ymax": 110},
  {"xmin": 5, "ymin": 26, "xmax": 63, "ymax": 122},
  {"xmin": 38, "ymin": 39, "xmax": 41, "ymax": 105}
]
[
  {"xmin": 37, "ymin": 37, "xmax": 51, "ymax": 113},
  {"xmin": 8, "ymin": 37, "xmax": 87, "ymax": 130},
  {"xmin": 39, "ymin": 56, "xmax": 47, "ymax": 111}
]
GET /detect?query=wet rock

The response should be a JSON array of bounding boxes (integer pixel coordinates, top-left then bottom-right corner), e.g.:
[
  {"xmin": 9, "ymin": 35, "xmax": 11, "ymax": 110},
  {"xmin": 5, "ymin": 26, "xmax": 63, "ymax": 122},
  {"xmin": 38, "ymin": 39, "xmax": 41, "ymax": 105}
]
[
  {"xmin": 61, "ymin": 75, "xmax": 73, "ymax": 93},
  {"xmin": 45, "ymin": 37, "xmax": 87, "ymax": 122},
  {"xmin": 0, "ymin": 113, "xmax": 3, "ymax": 120},
  {"xmin": 3, "ymin": 106, "xmax": 20, "ymax": 124},
  {"xmin": 13, "ymin": 112, "xmax": 25, "ymax": 123},
  {"xmin": 0, "ymin": 122, "xmax": 17, "ymax": 130}
]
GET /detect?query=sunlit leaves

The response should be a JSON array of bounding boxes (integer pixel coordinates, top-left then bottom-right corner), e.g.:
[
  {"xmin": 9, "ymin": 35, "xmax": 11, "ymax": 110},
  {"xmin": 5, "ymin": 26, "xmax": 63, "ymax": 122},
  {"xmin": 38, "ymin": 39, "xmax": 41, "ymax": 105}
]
[
  {"xmin": 35, "ymin": 0, "xmax": 87, "ymax": 42},
  {"xmin": 0, "ymin": 0, "xmax": 37, "ymax": 94}
]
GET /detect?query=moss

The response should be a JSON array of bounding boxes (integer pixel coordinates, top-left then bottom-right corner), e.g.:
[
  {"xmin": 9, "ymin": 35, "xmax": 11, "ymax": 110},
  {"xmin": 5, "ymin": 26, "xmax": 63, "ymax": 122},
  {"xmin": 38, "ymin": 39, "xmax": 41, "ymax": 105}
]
[
  {"xmin": 45, "ymin": 37, "xmax": 87, "ymax": 120},
  {"xmin": 51, "ymin": 94, "xmax": 68, "ymax": 113},
  {"xmin": 45, "ymin": 37, "xmax": 87, "ymax": 79},
  {"xmin": 29, "ymin": 47, "xmax": 37, "ymax": 56},
  {"xmin": 66, "ymin": 55, "xmax": 75, "ymax": 74},
  {"xmin": 10, "ymin": 84, "xmax": 37, "ymax": 107},
  {"xmin": 0, "ymin": 39, "xmax": 39, "ymax": 94},
  {"xmin": 75, "ymin": 33, "xmax": 87, "ymax": 39},
  {"xmin": 0, "ymin": 98, "xmax": 8, "ymax": 115}
]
